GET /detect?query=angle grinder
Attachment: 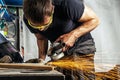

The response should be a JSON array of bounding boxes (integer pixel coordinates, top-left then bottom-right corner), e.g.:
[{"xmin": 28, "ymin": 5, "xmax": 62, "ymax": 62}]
[{"xmin": 48, "ymin": 41, "xmax": 65, "ymax": 61}]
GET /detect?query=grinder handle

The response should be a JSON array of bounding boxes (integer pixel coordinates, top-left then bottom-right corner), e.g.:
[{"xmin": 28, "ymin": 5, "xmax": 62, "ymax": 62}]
[
  {"xmin": 47, "ymin": 41, "xmax": 65, "ymax": 56},
  {"xmin": 52, "ymin": 41, "xmax": 65, "ymax": 51}
]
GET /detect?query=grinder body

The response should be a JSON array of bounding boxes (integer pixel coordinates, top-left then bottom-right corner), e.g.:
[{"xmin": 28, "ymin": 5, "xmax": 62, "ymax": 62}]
[{"xmin": 48, "ymin": 42, "xmax": 65, "ymax": 61}]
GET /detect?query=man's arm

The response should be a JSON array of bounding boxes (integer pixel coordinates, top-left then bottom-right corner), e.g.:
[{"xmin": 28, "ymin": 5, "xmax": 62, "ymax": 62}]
[
  {"xmin": 56, "ymin": 5, "xmax": 100, "ymax": 51},
  {"xmin": 71, "ymin": 5, "xmax": 100, "ymax": 39},
  {"xmin": 35, "ymin": 33, "xmax": 48, "ymax": 60}
]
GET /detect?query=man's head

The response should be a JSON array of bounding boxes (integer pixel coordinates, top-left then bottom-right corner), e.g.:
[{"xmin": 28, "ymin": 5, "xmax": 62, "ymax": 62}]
[{"xmin": 23, "ymin": 0, "xmax": 54, "ymax": 31}]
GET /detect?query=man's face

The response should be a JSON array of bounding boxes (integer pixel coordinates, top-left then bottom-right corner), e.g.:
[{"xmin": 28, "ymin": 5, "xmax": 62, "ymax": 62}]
[{"xmin": 28, "ymin": 5, "xmax": 54, "ymax": 31}]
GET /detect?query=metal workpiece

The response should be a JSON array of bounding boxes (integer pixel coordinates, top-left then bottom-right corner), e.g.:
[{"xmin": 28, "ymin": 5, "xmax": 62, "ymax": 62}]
[
  {"xmin": 0, "ymin": 68, "xmax": 65, "ymax": 80},
  {"xmin": 0, "ymin": 63, "xmax": 55, "ymax": 71}
]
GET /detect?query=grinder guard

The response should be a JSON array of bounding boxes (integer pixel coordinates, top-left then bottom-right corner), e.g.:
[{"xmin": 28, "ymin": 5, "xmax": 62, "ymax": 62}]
[{"xmin": 48, "ymin": 42, "xmax": 65, "ymax": 61}]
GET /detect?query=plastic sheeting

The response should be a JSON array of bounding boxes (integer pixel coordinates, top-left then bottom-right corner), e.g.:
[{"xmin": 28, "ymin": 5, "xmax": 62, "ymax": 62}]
[
  {"xmin": 84, "ymin": 0, "xmax": 120, "ymax": 64},
  {"xmin": 22, "ymin": 19, "xmax": 38, "ymax": 61},
  {"xmin": 0, "ymin": 0, "xmax": 23, "ymax": 22}
]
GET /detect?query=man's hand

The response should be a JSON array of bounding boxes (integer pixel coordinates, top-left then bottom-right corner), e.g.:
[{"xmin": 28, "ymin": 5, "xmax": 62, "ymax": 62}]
[
  {"xmin": 56, "ymin": 32, "xmax": 77, "ymax": 52},
  {"xmin": 25, "ymin": 58, "xmax": 46, "ymax": 65}
]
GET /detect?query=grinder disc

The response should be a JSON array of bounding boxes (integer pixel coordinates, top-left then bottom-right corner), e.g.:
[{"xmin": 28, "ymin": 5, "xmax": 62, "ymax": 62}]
[{"xmin": 51, "ymin": 52, "xmax": 64, "ymax": 61}]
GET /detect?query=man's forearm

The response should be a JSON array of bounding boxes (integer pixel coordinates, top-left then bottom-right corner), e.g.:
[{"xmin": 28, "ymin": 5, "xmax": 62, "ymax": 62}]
[
  {"xmin": 71, "ymin": 5, "xmax": 100, "ymax": 39},
  {"xmin": 37, "ymin": 39, "xmax": 48, "ymax": 60},
  {"xmin": 71, "ymin": 17, "xmax": 100, "ymax": 39}
]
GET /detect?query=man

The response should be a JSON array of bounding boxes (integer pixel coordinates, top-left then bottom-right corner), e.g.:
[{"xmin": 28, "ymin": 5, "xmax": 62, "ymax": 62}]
[
  {"xmin": 23, "ymin": 0, "xmax": 99, "ymax": 61},
  {"xmin": 23, "ymin": 0, "xmax": 99, "ymax": 79}
]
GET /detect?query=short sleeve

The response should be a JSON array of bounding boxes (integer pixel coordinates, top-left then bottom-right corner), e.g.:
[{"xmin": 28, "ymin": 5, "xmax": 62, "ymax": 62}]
[
  {"xmin": 65, "ymin": 0, "xmax": 84, "ymax": 21},
  {"xmin": 23, "ymin": 16, "xmax": 39, "ymax": 33}
]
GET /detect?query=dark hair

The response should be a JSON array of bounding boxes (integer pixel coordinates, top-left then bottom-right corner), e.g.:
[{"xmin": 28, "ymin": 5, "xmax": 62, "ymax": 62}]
[{"xmin": 23, "ymin": 0, "xmax": 52, "ymax": 23}]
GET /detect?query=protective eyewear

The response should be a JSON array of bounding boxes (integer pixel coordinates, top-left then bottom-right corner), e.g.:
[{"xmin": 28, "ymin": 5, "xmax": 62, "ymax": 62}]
[{"xmin": 28, "ymin": 14, "xmax": 53, "ymax": 31}]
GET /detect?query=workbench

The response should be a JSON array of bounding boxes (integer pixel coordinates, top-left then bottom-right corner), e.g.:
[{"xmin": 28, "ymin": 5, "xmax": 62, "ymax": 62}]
[{"xmin": 0, "ymin": 68, "xmax": 65, "ymax": 80}]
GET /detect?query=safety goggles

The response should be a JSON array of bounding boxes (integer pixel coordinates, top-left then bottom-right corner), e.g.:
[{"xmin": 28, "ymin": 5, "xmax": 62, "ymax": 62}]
[{"xmin": 28, "ymin": 14, "xmax": 53, "ymax": 31}]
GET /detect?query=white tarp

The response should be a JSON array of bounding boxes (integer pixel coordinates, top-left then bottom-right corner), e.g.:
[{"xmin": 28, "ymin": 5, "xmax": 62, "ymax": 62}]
[{"xmin": 84, "ymin": 0, "xmax": 120, "ymax": 64}]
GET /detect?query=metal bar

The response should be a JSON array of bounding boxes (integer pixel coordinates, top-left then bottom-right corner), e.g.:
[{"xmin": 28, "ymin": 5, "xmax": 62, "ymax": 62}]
[{"xmin": 0, "ymin": 63, "xmax": 54, "ymax": 70}]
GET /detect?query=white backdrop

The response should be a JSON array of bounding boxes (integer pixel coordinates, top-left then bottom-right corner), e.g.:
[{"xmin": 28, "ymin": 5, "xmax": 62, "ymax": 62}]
[
  {"xmin": 84, "ymin": 0, "xmax": 120, "ymax": 64},
  {"xmin": 21, "ymin": 0, "xmax": 120, "ymax": 65}
]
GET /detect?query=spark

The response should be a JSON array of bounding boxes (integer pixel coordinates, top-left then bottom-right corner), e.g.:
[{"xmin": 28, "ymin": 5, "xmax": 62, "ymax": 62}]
[{"xmin": 48, "ymin": 54, "xmax": 120, "ymax": 79}]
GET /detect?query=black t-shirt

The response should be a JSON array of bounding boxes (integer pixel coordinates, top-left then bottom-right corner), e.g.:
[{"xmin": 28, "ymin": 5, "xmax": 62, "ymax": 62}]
[{"xmin": 24, "ymin": 0, "xmax": 92, "ymax": 42}]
